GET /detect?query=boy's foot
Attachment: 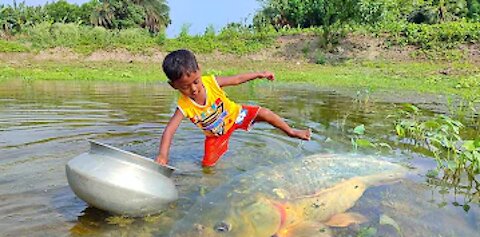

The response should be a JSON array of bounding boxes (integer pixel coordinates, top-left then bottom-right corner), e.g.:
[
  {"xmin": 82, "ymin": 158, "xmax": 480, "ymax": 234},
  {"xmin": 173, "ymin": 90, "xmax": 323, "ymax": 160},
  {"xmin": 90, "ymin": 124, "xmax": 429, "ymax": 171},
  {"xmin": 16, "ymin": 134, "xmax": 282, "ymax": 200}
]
[{"xmin": 290, "ymin": 129, "xmax": 311, "ymax": 140}]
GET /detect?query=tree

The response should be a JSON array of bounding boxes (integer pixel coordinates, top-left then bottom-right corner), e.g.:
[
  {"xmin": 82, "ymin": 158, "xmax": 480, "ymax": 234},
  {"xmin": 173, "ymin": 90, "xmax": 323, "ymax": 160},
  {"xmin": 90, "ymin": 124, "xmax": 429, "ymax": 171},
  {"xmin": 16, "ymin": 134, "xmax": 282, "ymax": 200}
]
[
  {"xmin": 0, "ymin": 1, "xmax": 46, "ymax": 35},
  {"xmin": 254, "ymin": 0, "xmax": 358, "ymax": 29},
  {"xmin": 90, "ymin": 0, "xmax": 115, "ymax": 28},
  {"xmin": 254, "ymin": 0, "xmax": 358, "ymax": 49},
  {"xmin": 89, "ymin": 0, "xmax": 169, "ymax": 32},
  {"xmin": 467, "ymin": 0, "xmax": 480, "ymax": 20},
  {"xmin": 78, "ymin": 0, "xmax": 99, "ymax": 24},
  {"xmin": 44, "ymin": 0, "xmax": 82, "ymax": 23},
  {"xmin": 133, "ymin": 0, "xmax": 170, "ymax": 33}
]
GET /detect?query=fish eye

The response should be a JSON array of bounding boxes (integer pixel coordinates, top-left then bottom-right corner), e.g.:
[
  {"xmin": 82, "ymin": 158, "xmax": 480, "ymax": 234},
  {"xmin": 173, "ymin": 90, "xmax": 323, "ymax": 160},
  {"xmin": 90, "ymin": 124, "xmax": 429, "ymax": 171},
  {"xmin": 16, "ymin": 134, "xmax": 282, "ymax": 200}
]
[{"xmin": 213, "ymin": 221, "xmax": 231, "ymax": 233}]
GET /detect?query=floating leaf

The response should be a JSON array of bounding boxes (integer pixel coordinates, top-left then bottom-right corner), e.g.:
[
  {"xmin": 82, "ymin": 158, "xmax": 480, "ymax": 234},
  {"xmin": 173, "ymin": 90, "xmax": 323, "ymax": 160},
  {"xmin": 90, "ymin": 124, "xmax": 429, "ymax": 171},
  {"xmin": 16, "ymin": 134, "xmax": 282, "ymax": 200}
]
[
  {"xmin": 463, "ymin": 204, "xmax": 471, "ymax": 212},
  {"xmin": 354, "ymin": 124, "xmax": 365, "ymax": 135},
  {"xmin": 356, "ymin": 139, "xmax": 375, "ymax": 148}
]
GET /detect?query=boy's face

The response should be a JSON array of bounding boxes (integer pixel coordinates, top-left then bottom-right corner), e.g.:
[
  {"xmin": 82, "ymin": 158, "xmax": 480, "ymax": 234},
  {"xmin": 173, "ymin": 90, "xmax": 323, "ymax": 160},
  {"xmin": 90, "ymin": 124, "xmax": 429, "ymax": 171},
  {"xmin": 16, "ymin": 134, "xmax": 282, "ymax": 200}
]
[{"xmin": 169, "ymin": 70, "xmax": 205, "ymax": 102}]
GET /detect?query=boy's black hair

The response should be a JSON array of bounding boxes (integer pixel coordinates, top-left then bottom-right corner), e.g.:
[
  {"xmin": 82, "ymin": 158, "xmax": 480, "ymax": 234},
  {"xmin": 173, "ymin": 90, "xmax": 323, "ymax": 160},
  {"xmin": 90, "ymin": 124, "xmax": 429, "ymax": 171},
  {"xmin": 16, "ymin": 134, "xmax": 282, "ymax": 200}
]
[{"xmin": 162, "ymin": 49, "xmax": 199, "ymax": 82}]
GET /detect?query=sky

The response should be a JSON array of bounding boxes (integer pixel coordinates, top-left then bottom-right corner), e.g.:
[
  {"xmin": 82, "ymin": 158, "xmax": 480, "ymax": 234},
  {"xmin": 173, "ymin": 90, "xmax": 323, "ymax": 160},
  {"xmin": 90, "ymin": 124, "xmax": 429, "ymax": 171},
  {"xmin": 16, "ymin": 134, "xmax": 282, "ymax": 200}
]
[{"xmin": 0, "ymin": 0, "xmax": 260, "ymax": 37}]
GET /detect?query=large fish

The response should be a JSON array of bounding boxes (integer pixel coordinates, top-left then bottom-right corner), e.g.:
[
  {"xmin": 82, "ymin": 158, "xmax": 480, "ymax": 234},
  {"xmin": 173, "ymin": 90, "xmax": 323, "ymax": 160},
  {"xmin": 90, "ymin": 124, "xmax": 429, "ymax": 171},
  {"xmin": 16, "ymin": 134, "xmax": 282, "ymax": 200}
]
[{"xmin": 170, "ymin": 154, "xmax": 408, "ymax": 237}]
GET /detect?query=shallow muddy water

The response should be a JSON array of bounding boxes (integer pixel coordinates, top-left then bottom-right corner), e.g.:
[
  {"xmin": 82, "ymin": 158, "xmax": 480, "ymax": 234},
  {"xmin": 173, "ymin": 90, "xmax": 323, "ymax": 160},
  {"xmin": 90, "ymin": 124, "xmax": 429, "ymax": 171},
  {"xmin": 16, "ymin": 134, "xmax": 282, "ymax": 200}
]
[{"xmin": 0, "ymin": 79, "xmax": 478, "ymax": 236}]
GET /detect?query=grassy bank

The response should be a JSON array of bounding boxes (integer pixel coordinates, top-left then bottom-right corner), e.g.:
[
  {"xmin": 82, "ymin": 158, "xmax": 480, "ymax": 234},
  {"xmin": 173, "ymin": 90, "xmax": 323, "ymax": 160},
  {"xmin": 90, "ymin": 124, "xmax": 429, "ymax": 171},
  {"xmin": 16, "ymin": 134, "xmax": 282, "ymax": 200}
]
[{"xmin": 1, "ymin": 57, "xmax": 478, "ymax": 98}]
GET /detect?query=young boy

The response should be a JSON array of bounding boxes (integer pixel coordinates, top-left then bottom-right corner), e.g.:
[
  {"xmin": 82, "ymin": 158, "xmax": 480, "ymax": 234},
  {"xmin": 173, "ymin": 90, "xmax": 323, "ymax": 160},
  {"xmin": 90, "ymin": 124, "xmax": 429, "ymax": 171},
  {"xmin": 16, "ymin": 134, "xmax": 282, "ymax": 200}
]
[{"xmin": 155, "ymin": 49, "xmax": 311, "ymax": 167}]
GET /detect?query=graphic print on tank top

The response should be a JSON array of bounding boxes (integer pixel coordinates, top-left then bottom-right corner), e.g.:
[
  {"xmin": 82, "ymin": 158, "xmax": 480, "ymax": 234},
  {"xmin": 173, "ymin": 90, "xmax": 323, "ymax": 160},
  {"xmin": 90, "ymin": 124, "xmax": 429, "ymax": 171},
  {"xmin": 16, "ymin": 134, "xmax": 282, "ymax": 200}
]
[{"xmin": 189, "ymin": 98, "xmax": 227, "ymax": 136}]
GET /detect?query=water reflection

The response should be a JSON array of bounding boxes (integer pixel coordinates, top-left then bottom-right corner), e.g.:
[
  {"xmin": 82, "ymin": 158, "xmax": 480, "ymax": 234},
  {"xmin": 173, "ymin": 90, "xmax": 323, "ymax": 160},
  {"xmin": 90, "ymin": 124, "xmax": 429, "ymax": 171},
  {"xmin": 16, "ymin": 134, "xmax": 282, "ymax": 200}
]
[{"xmin": 0, "ymin": 79, "xmax": 478, "ymax": 236}]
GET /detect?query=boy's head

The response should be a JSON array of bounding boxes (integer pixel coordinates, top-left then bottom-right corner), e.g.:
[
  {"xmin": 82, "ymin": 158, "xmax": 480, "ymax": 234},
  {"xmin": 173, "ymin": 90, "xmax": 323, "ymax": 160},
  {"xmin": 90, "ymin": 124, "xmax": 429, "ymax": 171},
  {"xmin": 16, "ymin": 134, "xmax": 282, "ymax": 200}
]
[
  {"xmin": 162, "ymin": 49, "xmax": 199, "ymax": 82},
  {"xmin": 163, "ymin": 49, "xmax": 204, "ymax": 101}
]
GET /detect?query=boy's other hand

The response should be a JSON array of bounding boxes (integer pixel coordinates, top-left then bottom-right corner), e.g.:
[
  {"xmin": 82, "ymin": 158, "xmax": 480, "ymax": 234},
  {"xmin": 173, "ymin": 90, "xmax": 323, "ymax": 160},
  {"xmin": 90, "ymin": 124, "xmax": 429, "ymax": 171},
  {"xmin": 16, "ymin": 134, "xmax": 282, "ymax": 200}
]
[{"xmin": 260, "ymin": 71, "xmax": 275, "ymax": 81}]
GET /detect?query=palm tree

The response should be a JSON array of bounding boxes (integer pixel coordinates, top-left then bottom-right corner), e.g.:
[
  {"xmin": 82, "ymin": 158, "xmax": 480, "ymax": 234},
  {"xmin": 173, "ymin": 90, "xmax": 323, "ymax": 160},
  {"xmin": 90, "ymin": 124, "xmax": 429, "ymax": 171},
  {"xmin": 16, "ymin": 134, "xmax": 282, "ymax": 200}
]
[
  {"xmin": 133, "ymin": 0, "xmax": 170, "ymax": 33},
  {"xmin": 91, "ymin": 1, "xmax": 115, "ymax": 28}
]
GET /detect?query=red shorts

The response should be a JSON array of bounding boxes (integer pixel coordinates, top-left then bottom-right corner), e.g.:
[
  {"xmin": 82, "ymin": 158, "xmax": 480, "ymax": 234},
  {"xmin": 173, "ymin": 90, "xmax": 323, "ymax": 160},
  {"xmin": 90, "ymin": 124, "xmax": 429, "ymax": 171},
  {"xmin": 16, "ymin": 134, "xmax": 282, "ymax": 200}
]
[{"xmin": 202, "ymin": 105, "xmax": 260, "ymax": 167}]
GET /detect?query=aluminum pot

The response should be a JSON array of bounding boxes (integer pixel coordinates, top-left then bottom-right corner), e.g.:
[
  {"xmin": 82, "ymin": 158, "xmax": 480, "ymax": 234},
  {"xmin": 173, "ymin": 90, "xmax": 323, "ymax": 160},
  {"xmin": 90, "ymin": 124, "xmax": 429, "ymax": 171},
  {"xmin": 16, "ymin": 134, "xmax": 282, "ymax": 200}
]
[{"xmin": 66, "ymin": 140, "xmax": 178, "ymax": 216}]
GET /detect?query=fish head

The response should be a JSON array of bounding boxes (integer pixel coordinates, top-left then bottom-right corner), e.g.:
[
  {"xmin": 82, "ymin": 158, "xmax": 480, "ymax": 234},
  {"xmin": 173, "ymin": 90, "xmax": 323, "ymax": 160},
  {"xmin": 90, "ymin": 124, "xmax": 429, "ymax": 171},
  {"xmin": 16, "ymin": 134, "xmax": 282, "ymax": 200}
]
[
  {"xmin": 344, "ymin": 177, "xmax": 368, "ymax": 198},
  {"xmin": 170, "ymin": 196, "xmax": 281, "ymax": 237}
]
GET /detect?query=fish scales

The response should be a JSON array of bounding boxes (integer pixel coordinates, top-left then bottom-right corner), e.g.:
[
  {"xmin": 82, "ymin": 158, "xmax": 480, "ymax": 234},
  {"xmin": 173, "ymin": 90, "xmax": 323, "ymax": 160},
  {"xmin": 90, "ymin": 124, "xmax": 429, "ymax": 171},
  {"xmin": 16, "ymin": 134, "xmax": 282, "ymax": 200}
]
[{"xmin": 252, "ymin": 157, "xmax": 401, "ymax": 198}]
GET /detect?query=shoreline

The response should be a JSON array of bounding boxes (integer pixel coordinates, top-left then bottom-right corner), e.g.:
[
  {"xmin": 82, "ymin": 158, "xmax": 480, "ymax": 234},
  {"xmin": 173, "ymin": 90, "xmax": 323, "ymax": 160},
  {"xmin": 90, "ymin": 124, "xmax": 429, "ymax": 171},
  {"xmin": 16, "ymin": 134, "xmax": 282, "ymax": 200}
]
[{"xmin": 1, "ymin": 48, "xmax": 478, "ymax": 99}]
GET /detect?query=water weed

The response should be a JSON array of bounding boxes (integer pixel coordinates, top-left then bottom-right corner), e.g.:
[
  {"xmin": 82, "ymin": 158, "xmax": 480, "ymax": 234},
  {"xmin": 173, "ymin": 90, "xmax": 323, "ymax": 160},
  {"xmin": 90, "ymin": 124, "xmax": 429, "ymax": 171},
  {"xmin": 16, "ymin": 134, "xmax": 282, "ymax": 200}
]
[{"xmin": 392, "ymin": 104, "xmax": 480, "ymax": 189}]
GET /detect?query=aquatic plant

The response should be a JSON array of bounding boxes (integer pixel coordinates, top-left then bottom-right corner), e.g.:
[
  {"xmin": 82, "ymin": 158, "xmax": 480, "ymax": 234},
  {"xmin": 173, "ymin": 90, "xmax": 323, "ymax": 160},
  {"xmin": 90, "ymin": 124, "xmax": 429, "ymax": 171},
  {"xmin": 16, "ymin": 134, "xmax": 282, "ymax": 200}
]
[
  {"xmin": 351, "ymin": 124, "xmax": 392, "ymax": 151},
  {"xmin": 393, "ymin": 104, "xmax": 480, "ymax": 190}
]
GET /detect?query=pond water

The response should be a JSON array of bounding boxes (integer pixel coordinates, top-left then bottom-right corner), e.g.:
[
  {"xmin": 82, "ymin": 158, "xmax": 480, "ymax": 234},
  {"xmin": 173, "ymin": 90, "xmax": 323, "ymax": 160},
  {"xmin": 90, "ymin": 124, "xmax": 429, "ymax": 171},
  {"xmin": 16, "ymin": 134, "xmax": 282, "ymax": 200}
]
[{"xmin": 0, "ymin": 79, "xmax": 478, "ymax": 236}]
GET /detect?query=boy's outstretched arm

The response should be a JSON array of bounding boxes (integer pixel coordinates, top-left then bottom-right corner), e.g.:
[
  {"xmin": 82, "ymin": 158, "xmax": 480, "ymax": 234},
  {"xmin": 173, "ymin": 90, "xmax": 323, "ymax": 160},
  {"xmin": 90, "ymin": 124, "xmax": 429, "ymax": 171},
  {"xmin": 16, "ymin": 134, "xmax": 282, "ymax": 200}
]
[
  {"xmin": 155, "ymin": 108, "xmax": 183, "ymax": 165},
  {"xmin": 216, "ymin": 71, "xmax": 274, "ymax": 87}
]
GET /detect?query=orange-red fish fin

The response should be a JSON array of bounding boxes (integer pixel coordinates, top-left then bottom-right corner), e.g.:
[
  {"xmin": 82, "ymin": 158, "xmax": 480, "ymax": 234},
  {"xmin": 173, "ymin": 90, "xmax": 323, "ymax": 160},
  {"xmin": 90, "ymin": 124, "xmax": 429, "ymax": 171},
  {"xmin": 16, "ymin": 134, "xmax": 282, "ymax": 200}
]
[
  {"xmin": 324, "ymin": 212, "xmax": 367, "ymax": 227},
  {"xmin": 276, "ymin": 221, "xmax": 331, "ymax": 237}
]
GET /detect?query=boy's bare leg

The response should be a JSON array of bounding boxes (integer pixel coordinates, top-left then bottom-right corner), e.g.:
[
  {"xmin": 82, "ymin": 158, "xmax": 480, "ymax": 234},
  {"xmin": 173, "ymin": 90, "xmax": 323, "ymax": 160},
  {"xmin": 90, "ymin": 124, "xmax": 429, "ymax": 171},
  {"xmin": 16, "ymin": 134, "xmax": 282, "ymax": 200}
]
[{"xmin": 254, "ymin": 108, "xmax": 311, "ymax": 140}]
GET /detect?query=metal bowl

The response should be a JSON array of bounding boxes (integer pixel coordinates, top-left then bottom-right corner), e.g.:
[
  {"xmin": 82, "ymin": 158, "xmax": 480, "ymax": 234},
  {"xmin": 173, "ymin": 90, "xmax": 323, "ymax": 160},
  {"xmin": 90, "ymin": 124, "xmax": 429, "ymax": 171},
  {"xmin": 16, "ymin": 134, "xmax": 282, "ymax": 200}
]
[{"xmin": 66, "ymin": 140, "xmax": 178, "ymax": 216}]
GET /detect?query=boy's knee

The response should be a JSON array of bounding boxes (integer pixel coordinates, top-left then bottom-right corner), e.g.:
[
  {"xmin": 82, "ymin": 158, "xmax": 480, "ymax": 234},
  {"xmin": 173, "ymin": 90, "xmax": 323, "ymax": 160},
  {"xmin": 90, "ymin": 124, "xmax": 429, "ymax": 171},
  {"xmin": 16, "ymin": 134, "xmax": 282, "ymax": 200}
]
[{"xmin": 257, "ymin": 108, "xmax": 272, "ymax": 118}]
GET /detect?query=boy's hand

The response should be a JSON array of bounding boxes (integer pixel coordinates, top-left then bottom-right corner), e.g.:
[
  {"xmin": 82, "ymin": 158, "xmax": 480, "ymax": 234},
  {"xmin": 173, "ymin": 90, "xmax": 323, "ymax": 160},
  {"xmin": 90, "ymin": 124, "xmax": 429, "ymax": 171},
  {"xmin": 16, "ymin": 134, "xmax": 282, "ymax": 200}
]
[
  {"xmin": 154, "ymin": 155, "xmax": 168, "ymax": 165},
  {"xmin": 259, "ymin": 71, "xmax": 275, "ymax": 81}
]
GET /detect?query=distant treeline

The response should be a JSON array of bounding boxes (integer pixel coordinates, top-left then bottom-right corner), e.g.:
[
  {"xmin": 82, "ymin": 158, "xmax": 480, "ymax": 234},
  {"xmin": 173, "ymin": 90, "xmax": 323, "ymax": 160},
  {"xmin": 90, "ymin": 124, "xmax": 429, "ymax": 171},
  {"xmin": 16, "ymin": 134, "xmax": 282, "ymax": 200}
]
[
  {"xmin": 1, "ymin": 0, "xmax": 480, "ymax": 57},
  {"xmin": 254, "ymin": 0, "xmax": 480, "ymax": 29},
  {"xmin": 0, "ymin": 0, "xmax": 170, "ymax": 34},
  {"xmin": 3, "ymin": 0, "xmax": 479, "ymax": 36}
]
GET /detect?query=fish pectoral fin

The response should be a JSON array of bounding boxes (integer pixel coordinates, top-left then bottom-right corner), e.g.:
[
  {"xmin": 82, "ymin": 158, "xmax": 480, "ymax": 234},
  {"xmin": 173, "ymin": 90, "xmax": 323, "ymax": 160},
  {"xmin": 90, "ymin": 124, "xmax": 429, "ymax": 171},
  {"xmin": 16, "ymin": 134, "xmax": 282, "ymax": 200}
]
[
  {"xmin": 324, "ymin": 212, "xmax": 368, "ymax": 227},
  {"xmin": 276, "ymin": 221, "xmax": 332, "ymax": 237}
]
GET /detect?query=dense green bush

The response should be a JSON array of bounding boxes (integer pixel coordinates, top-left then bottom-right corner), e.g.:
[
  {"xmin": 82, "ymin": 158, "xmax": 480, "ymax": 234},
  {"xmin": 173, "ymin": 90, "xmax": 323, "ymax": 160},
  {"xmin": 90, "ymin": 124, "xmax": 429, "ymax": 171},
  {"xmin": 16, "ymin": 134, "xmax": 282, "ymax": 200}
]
[
  {"xmin": 17, "ymin": 22, "xmax": 273, "ymax": 55},
  {"xmin": 164, "ymin": 25, "xmax": 274, "ymax": 55},
  {"xmin": 398, "ymin": 21, "xmax": 480, "ymax": 49},
  {"xmin": 80, "ymin": 26, "xmax": 112, "ymax": 47}
]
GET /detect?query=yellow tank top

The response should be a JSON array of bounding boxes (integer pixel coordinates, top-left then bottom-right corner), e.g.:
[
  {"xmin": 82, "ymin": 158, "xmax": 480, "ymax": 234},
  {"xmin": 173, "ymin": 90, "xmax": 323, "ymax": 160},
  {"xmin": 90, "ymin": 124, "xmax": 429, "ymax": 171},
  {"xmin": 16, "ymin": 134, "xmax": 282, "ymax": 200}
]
[{"xmin": 177, "ymin": 75, "xmax": 241, "ymax": 136}]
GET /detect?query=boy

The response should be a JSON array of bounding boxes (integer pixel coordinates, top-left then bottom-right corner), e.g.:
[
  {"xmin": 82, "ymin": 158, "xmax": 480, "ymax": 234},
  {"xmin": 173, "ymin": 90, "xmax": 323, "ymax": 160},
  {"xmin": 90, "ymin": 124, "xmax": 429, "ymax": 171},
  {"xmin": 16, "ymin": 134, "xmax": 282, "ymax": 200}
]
[{"xmin": 155, "ymin": 49, "xmax": 311, "ymax": 167}]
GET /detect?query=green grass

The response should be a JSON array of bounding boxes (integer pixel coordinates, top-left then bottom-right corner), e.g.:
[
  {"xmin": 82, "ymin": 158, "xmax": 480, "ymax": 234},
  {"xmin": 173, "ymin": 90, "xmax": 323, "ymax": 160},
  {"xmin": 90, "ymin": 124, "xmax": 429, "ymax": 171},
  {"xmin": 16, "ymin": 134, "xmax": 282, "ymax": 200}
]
[
  {"xmin": 0, "ymin": 61, "xmax": 164, "ymax": 81},
  {"xmin": 0, "ymin": 39, "xmax": 30, "ymax": 52},
  {"xmin": 1, "ymin": 58, "xmax": 478, "ymax": 97}
]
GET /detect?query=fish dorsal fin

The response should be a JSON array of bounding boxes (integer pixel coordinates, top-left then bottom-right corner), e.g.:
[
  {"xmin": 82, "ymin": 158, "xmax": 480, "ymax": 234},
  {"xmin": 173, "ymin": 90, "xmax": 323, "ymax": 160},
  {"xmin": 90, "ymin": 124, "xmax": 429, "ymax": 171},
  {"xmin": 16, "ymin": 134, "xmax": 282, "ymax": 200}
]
[{"xmin": 324, "ymin": 212, "xmax": 367, "ymax": 227}]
